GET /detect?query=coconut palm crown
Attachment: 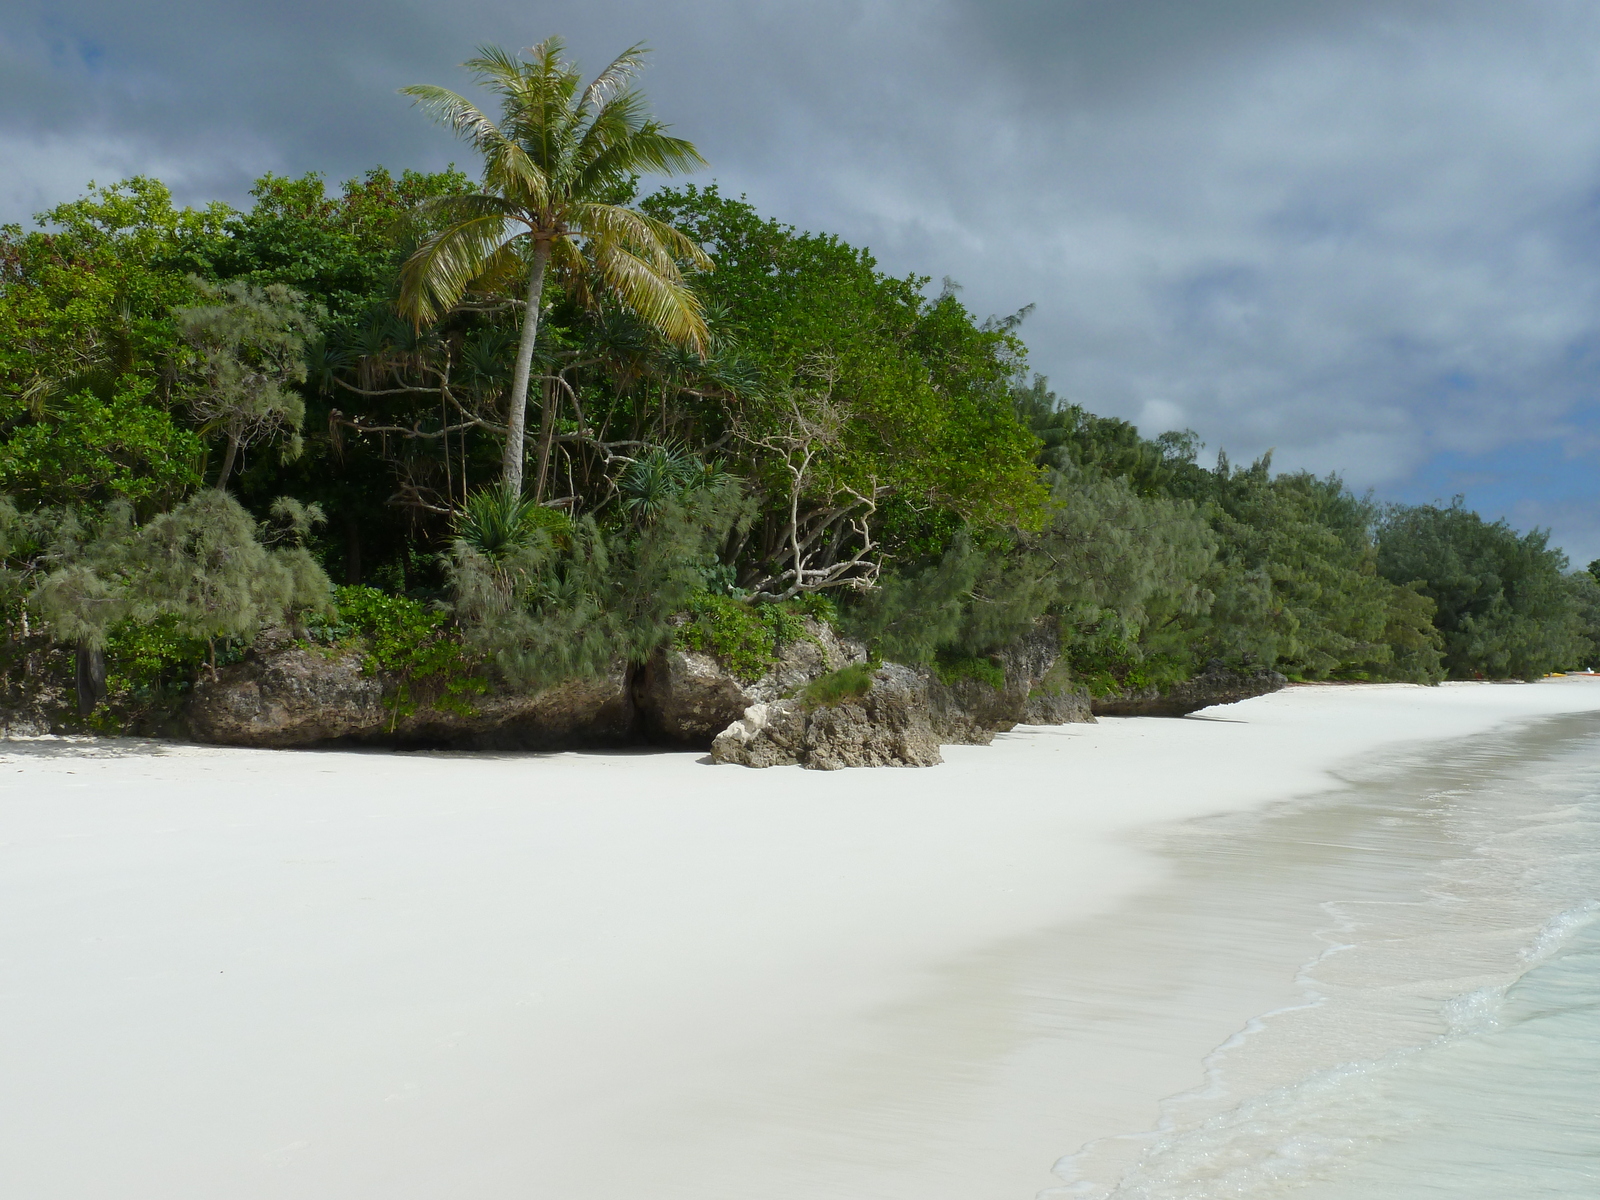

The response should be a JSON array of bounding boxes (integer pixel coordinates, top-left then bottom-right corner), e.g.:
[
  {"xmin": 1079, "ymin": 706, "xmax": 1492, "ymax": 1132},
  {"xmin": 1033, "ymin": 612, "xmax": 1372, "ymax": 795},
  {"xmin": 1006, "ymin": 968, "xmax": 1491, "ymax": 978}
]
[{"xmin": 398, "ymin": 38, "xmax": 712, "ymax": 494}]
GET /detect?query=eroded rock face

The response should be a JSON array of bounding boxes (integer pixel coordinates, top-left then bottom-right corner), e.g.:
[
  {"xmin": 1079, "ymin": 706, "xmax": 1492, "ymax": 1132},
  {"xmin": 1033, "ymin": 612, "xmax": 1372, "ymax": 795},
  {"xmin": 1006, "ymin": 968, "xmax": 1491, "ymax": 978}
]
[
  {"xmin": 922, "ymin": 620, "xmax": 1092, "ymax": 744},
  {"xmin": 187, "ymin": 645, "xmax": 385, "ymax": 747},
  {"xmin": 709, "ymin": 619, "xmax": 1097, "ymax": 769},
  {"xmin": 389, "ymin": 670, "xmax": 634, "ymax": 750},
  {"xmin": 1090, "ymin": 662, "xmax": 1287, "ymax": 718},
  {"xmin": 185, "ymin": 642, "xmax": 633, "ymax": 750},
  {"xmin": 634, "ymin": 617, "xmax": 867, "ymax": 747},
  {"xmin": 180, "ymin": 613, "xmax": 1108, "ymax": 760},
  {"xmin": 1019, "ymin": 677, "xmax": 1095, "ymax": 725},
  {"xmin": 710, "ymin": 663, "xmax": 943, "ymax": 770}
]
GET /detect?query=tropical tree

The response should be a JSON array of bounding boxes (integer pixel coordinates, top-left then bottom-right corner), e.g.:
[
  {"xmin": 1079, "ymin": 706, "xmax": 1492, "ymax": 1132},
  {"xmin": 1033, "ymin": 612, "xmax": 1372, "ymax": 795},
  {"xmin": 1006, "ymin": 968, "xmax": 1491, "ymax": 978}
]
[
  {"xmin": 174, "ymin": 280, "xmax": 318, "ymax": 491},
  {"xmin": 398, "ymin": 37, "xmax": 712, "ymax": 495}
]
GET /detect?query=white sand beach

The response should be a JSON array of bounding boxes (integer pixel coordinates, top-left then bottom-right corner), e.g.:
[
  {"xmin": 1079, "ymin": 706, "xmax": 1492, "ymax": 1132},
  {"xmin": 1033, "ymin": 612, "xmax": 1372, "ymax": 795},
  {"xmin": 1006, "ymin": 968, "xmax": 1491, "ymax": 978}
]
[{"xmin": 5, "ymin": 679, "xmax": 1600, "ymax": 1200}]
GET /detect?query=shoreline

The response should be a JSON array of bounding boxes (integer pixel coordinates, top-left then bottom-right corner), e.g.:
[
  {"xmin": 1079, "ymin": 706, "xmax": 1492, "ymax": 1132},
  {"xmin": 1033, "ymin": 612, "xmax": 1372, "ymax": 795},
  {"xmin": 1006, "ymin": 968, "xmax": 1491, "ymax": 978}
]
[{"xmin": 5, "ymin": 681, "xmax": 1600, "ymax": 1198}]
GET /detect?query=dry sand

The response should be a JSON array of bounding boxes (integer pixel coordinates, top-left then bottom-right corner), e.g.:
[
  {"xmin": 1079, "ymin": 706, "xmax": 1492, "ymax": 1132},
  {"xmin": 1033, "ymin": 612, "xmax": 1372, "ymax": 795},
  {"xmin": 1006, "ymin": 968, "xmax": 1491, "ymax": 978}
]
[{"xmin": 4, "ymin": 679, "xmax": 1600, "ymax": 1199}]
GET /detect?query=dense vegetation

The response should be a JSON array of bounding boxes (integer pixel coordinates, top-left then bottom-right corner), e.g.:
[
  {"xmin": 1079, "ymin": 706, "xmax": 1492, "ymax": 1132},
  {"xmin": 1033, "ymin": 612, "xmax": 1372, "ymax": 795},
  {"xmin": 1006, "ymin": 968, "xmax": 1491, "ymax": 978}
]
[{"xmin": 2, "ymin": 40, "xmax": 1595, "ymax": 730}]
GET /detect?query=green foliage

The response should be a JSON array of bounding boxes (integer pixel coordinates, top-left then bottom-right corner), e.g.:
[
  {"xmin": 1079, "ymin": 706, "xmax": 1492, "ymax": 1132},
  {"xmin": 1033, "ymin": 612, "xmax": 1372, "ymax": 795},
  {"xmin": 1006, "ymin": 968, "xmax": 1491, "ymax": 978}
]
[
  {"xmin": 448, "ymin": 477, "xmax": 751, "ymax": 688},
  {"xmin": 1017, "ymin": 374, "xmax": 1201, "ymax": 494},
  {"xmin": 2, "ymin": 155, "xmax": 1585, "ymax": 715},
  {"xmin": 0, "ymin": 380, "xmax": 204, "ymax": 510},
  {"xmin": 174, "ymin": 278, "xmax": 318, "ymax": 486},
  {"xmin": 674, "ymin": 591, "xmax": 810, "ymax": 682},
  {"xmin": 453, "ymin": 487, "xmax": 571, "ymax": 562},
  {"xmin": 844, "ymin": 465, "xmax": 1214, "ymax": 676},
  {"xmin": 31, "ymin": 490, "xmax": 332, "ymax": 650},
  {"xmin": 799, "ymin": 661, "xmax": 875, "ymax": 709},
  {"xmin": 1175, "ymin": 458, "xmax": 1445, "ymax": 683},
  {"xmin": 643, "ymin": 185, "xmax": 1049, "ymax": 547},
  {"xmin": 931, "ymin": 651, "xmax": 1005, "ymax": 690},
  {"xmin": 0, "ymin": 178, "xmax": 225, "ymax": 510},
  {"xmin": 215, "ymin": 168, "xmax": 473, "ymax": 326},
  {"xmin": 1062, "ymin": 620, "xmax": 1187, "ymax": 697},
  {"xmin": 309, "ymin": 585, "xmax": 486, "ymax": 724},
  {"xmin": 96, "ymin": 615, "xmax": 222, "ymax": 725},
  {"xmin": 1566, "ymin": 571, "xmax": 1600, "ymax": 671},
  {"xmin": 1377, "ymin": 501, "xmax": 1588, "ymax": 679}
]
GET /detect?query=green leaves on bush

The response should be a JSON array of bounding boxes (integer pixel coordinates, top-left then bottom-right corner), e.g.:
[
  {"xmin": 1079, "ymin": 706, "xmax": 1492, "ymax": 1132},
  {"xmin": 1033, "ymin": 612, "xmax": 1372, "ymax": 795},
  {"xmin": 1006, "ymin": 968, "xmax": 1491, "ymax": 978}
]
[
  {"xmin": 32, "ymin": 489, "xmax": 331, "ymax": 653},
  {"xmin": 308, "ymin": 586, "xmax": 486, "ymax": 726},
  {"xmin": 673, "ymin": 591, "xmax": 810, "ymax": 682}
]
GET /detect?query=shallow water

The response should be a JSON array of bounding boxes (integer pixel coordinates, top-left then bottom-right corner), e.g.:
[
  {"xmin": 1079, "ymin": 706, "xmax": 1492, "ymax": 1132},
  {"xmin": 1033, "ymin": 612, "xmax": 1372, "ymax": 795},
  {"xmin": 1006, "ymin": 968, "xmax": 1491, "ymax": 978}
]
[{"xmin": 1053, "ymin": 710, "xmax": 1600, "ymax": 1199}]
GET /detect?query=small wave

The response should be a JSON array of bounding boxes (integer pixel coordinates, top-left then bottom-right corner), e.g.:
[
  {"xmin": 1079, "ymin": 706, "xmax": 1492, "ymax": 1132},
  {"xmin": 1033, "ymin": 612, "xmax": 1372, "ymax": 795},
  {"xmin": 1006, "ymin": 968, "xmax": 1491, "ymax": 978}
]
[
  {"xmin": 1517, "ymin": 899, "xmax": 1600, "ymax": 964},
  {"xmin": 1051, "ymin": 718, "xmax": 1600, "ymax": 1200}
]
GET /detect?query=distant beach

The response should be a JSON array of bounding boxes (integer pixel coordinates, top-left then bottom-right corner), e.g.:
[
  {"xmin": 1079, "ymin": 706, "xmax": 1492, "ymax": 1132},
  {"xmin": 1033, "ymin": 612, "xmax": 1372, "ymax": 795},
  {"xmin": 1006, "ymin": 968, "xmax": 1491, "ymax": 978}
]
[{"xmin": 4, "ymin": 680, "xmax": 1599, "ymax": 1199}]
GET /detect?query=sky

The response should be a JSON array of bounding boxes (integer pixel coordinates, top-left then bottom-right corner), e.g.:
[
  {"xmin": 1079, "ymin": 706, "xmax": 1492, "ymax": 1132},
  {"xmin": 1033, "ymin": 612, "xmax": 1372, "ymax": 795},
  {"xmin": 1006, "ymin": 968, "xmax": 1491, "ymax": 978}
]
[{"xmin": 5, "ymin": 0, "xmax": 1600, "ymax": 564}]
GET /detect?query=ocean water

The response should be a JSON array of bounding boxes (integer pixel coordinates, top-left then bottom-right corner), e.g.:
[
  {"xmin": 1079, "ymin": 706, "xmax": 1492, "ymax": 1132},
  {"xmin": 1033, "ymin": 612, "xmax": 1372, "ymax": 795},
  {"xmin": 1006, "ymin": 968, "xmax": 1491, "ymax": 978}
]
[{"xmin": 1054, "ymin": 709, "xmax": 1600, "ymax": 1199}]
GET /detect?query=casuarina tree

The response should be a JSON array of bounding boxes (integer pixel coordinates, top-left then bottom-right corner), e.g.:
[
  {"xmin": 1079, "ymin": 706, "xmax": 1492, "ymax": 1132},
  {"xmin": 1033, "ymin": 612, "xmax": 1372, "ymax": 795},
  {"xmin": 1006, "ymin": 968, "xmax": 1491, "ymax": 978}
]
[{"xmin": 398, "ymin": 37, "xmax": 712, "ymax": 495}]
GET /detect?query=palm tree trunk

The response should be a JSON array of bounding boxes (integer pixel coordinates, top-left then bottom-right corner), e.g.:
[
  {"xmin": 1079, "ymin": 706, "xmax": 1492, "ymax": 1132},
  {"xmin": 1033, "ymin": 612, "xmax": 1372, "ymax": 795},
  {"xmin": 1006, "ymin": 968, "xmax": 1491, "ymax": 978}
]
[
  {"xmin": 503, "ymin": 241, "xmax": 552, "ymax": 494},
  {"xmin": 214, "ymin": 422, "xmax": 242, "ymax": 491}
]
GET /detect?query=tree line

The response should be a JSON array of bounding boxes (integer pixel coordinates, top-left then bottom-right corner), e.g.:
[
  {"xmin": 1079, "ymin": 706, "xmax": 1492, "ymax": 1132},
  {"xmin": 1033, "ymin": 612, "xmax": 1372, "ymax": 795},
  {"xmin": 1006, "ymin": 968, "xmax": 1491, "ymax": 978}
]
[{"xmin": 2, "ymin": 38, "xmax": 1596, "ymax": 726}]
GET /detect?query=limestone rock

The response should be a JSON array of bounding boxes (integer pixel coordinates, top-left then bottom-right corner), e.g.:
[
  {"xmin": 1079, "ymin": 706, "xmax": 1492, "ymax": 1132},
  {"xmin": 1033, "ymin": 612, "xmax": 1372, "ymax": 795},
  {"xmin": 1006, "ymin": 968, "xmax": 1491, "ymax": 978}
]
[
  {"xmin": 1020, "ymin": 678, "xmax": 1095, "ymax": 725},
  {"xmin": 185, "ymin": 642, "xmax": 633, "ymax": 750},
  {"xmin": 711, "ymin": 662, "xmax": 942, "ymax": 770},
  {"xmin": 924, "ymin": 621, "xmax": 1094, "ymax": 743},
  {"xmin": 392, "ymin": 670, "xmax": 633, "ymax": 750},
  {"xmin": 1090, "ymin": 661, "xmax": 1287, "ymax": 718},
  {"xmin": 635, "ymin": 617, "xmax": 866, "ymax": 747},
  {"xmin": 187, "ymin": 645, "xmax": 385, "ymax": 747}
]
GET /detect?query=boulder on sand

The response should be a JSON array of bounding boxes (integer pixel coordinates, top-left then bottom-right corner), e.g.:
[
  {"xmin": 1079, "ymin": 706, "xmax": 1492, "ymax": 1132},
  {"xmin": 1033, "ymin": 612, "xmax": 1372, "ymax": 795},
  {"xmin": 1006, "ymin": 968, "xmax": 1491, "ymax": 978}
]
[{"xmin": 710, "ymin": 663, "xmax": 943, "ymax": 770}]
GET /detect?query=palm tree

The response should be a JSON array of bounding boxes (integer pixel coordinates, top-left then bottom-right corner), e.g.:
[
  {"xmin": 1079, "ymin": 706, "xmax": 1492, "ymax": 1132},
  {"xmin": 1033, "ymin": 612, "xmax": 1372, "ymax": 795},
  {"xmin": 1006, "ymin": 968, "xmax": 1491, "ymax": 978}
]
[{"xmin": 398, "ymin": 38, "xmax": 712, "ymax": 495}]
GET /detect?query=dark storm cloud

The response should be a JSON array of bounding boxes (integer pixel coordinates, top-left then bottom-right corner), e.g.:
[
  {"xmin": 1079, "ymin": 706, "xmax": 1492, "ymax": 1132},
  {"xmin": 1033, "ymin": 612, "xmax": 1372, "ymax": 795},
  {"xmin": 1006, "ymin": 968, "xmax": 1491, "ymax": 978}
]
[{"xmin": 5, "ymin": 1, "xmax": 1600, "ymax": 560}]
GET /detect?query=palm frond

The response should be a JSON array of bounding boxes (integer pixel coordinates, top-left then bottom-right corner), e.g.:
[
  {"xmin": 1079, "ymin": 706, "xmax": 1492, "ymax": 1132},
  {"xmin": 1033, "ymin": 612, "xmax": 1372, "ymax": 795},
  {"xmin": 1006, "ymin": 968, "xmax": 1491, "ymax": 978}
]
[
  {"xmin": 580, "ymin": 43, "xmax": 648, "ymax": 112},
  {"xmin": 575, "ymin": 203, "xmax": 713, "ymax": 272},
  {"xmin": 579, "ymin": 129, "xmax": 706, "ymax": 202},
  {"xmin": 469, "ymin": 240, "xmax": 533, "ymax": 298},
  {"xmin": 400, "ymin": 83, "xmax": 548, "ymax": 203},
  {"xmin": 547, "ymin": 237, "xmax": 595, "ymax": 309},
  {"xmin": 590, "ymin": 239, "xmax": 710, "ymax": 353},
  {"xmin": 398, "ymin": 215, "xmax": 522, "ymax": 324}
]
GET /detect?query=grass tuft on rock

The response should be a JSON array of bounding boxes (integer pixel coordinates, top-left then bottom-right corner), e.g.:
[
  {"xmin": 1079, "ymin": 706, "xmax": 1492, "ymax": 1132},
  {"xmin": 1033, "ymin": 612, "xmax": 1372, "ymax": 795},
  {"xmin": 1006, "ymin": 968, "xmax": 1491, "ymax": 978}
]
[{"xmin": 800, "ymin": 662, "xmax": 875, "ymax": 709}]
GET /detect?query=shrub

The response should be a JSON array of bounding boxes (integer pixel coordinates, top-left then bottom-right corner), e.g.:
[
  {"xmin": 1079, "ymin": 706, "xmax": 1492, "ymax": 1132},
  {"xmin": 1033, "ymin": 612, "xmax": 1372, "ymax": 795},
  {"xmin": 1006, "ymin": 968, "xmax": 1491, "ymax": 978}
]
[
  {"xmin": 307, "ymin": 586, "xmax": 486, "ymax": 726},
  {"xmin": 674, "ymin": 591, "xmax": 811, "ymax": 682}
]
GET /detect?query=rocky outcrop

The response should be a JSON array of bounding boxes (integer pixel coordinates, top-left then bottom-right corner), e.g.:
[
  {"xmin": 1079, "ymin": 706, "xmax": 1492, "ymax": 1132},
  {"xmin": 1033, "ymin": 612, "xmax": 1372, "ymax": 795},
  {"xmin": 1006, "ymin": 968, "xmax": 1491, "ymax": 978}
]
[
  {"xmin": 0, "ymin": 704, "xmax": 57, "ymax": 738},
  {"xmin": 187, "ymin": 644, "xmax": 385, "ymax": 746},
  {"xmin": 921, "ymin": 621, "xmax": 1093, "ymax": 744},
  {"xmin": 711, "ymin": 663, "xmax": 943, "ymax": 770},
  {"xmin": 185, "ymin": 641, "xmax": 633, "ymax": 750},
  {"xmin": 388, "ymin": 670, "xmax": 634, "ymax": 749},
  {"xmin": 0, "ymin": 638, "xmax": 73, "ymax": 737},
  {"xmin": 178, "ymin": 619, "xmax": 1280, "ymax": 761},
  {"xmin": 1020, "ymin": 663, "xmax": 1096, "ymax": 725},
  {"xmin": 709, "ymin": 622, "xmax": 1094, "ymax": 770},
  {"xmin": 633, "ymin": 617, "xmax": 866, "ymax": 746},
  {"xmin": 1090, "ymin": 661, "xmax": 1287, "ymax": 718}
]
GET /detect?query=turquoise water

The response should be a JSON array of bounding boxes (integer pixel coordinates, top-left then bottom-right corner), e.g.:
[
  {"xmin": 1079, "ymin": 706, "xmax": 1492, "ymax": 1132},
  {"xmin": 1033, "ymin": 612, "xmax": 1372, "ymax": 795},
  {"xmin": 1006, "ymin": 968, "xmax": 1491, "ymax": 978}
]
[
  {"xmin": 1312, "ymin": 911, "xmax": 1600, "ymax": 1198},
  {"xmin": 1059, "ymin": 712, "xmax": 1600, "ymax": 1199}
]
